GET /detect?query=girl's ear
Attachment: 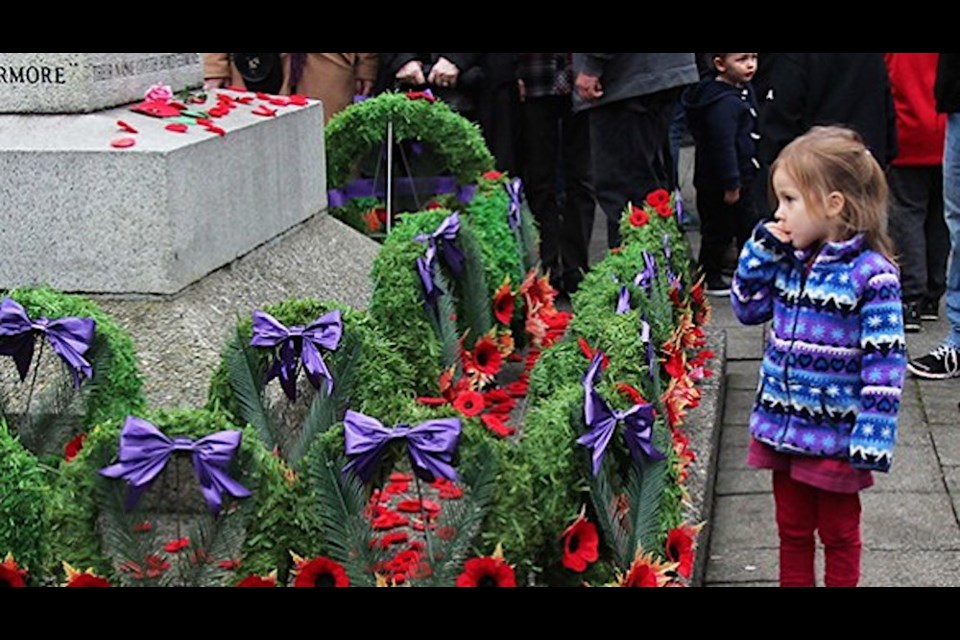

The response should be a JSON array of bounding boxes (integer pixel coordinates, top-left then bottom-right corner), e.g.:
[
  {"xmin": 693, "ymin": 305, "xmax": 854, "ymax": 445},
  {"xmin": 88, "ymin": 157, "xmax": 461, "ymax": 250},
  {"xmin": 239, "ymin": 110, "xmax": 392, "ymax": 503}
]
[{"xmin": 825, "ymin": 191, "xmax": 846, "ymax": 219}]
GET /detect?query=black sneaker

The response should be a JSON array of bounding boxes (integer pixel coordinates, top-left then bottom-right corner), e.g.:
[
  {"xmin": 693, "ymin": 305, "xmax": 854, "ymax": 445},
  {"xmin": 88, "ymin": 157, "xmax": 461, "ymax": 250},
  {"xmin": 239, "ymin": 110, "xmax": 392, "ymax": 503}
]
[
  {"xmin": 908, "ymin": 344, "xmax": 960, "ymax": 380},
  {"xmin": 903, "ymin": 301, "xmax": 922, "ymax": 334},
  {"xmin": 921, "ymin": 299, "xmax": 940, "ymax": 322},
  {"xmin": 705, "ymin": 276, "xmax": 731, "ymax": 297}
]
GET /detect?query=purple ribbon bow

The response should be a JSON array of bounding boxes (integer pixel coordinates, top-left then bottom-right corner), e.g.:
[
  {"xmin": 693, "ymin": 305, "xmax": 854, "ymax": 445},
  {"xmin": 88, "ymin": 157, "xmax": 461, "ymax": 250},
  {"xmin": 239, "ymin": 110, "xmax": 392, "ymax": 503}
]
[
  {"xmin": 641, "ymin": 315, "xmax": 657, "ymax": 380},
  {"xmin": 633, "ymin": 251, "xmax": 658, "ymax": 292},
  {"xmin": 616, "ymin": 286, "xmax": 631, "ymax": 315},
  {"xmin": 250, "ymin": 309, "xmax": 343, "ymax": 402},
  {"xmin": 99, "ymin": 416, "xmax": 251, "ymax": 515},
  {"xmin": 415, "ymin": 212, "xmax": 466, "ymax": 310},
  {"xmin": 504, "ymin": 178, "xmax": 523, "ymax": 230},
  {"xmin": 342, "ymin": 410, "xmax": 461, "ymax": 484},
  {"xmin": 577, "ymin": 352, "xmax": 665, "ymax": 476},
  {"xmin": 0, "ymin": 297, "xmax": 95, "ymax": 388}
]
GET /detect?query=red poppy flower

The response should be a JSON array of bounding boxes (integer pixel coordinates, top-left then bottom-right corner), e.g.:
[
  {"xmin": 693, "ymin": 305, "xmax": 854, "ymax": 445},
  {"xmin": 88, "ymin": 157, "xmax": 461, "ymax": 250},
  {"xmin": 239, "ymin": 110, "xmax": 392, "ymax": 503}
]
[
  {"xmin": 619, "ymin": 552, "xmax": 673, "ymax": 587},
  {"xmin": 63, "ymin": 432, "xmax": 87, "ymax": 462},
  {"xmin": 664, "ymin": 350, "xmax": 686, "ymax": 379},
  {"xmin": 456, "ymin": 556, "xmax": 516, "ymax": 587},
  {"xmin": 0, "ymin": 554, "xmax": 27, "ymax": 587},
  {"xmin": 371, "ymin": 510, "xmax": 409, "ymax": 530},
  {"xmin": 493, "ymin": 280, "xmax": 516, "ymax": 326},
  {"xmin": 293, "ymin": 556, "xmax": 350, "ymax": 587},
  {"xmin": 131, "ymin": 100, "xmax": 181, "ymax": 118},
  {"xmin": 237, "ymin": 574, "xmax": 277, "ymax": 587},
  {"xmin": 616, "ymin": 383, "xmax": 646, "ymax": 405},
  {"xmin": 629, "ymin": 204, "xmax": 650, "ymax": 227},
  {"xmin": 411, "ymin": 518, "xmax": 437, "ymax": 532},
  {"xmin": 396, "ymin": 499, "xmax": 425, "ymax": 513},
  {"xmin": 62, "ymin": 562, "xmax": 112, "ymax": 588},
  {"xmin": 561, "ymin": 510, "xmax": 600, "ymax": 573},
  {"xmin": 379, "ymin": 531, "xmax": 410, "ymax": 548},
  {"xmin": 453, "ymin": 390, "xmax": 485, "ymax": 418},
  {"xmin": 165, "ymin": 123, "xmax": 188, "ymax": 133},
  {"xmin": 482, "ymin": 170, "xmax": 503, "ymax": 181},
  {"xmin": 664, "ymin": 524, "xmax": 700, "ymax": 579},
  {"xmin": 116, "ymin": 120, "xmax": 138, "ymax": 134},
  {"xmin": 474, "ymin": 336, "xmax": 504, "ymax": 377},
  {"xmin": 646, "ymin": 188, "xmax": 671, "ymax": 208},
  {"xmin": 389, "ymin": 472, "xmax": 413, "ymax": 482},
  {"xmin": 384, "ymin": 481, "xmax": 409, "ymax": 495},
  {"xmin": 145, "ymin": 554, "xmax": 170, "ymax": 578},
  {"xmin": 163, "ymin": 537, "xmax": 190, "ymax": 553},
  {"xmin": 438, "ymin": 482, "xmax": 464, "ymax": 500},
  {"xmin": 255, "ymin": 92, "xmax": 272, "ymax": 100},
  {"xmin": 655, "ymin": 203, "xmax": 673, "ymax": 218},
  {"xmin": 481, "ymin": 413, "xmax": 515, "ymax": 438},
  {"xmin": 425, "ymin": 200, "xmax": 444, "ymax": 210},
  {"xmin": 110, "ymin": 137, "xmax": 136, "ymax": 149}
]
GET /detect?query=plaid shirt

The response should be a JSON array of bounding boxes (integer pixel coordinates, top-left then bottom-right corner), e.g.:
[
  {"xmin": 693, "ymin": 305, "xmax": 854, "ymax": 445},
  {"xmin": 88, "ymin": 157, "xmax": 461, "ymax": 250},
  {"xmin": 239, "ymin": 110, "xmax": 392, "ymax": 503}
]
[{"xmin": 517, "ymin": 53, "xmax": 572, "ymax": 99}]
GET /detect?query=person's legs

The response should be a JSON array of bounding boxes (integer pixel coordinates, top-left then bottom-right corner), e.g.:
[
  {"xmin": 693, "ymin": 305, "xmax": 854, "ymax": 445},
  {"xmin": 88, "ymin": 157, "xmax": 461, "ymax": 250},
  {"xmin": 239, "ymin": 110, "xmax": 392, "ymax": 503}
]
[
  {"xmin": 773, "ymin": 470, "xmax": 817, "ymax": 587},
  {"xmin": 696, "ymin": 187, "xmax": 731, "ymax": 291},
  {"xmin": 522, "ymin": 96, "xmax": 562, "ymax": 285},
  {"xmin": 924, "ymin": 168, "xmax": 949, "ymax": 317},
  {"xmin": 817, "ymin": 489, "xmax": 862, "ymax": 587},
  {"xmin": 888, "ymin": 167, "xmax": 931, "ymax": 304},
  {"xmin": 559, "ymin": 107, "xmax": 595, "ymax": 293}
]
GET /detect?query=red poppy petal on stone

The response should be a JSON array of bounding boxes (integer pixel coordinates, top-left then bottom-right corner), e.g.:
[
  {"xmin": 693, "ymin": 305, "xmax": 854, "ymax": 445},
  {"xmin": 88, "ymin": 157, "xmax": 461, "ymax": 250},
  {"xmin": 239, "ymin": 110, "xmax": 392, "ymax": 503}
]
[
  {"xmin": 396, "ymin": 499, "xmax": 424, "ymax": 513},
  {"xmin": 389, "ymin": 472, "xmax": 413, "ymax": 482},
  {"xmin": 117, "ymin": 120, "xmax": 138, "ymax": 134},
  {"xmin": 110, "ymin": 137, "xmax": 136, "ymax": 148},
  {"xmin": 252, "ymin": 106, "xmax": 277, "ymax": 117},
  {"xmin": 208, "ymin": 107, "xmax": 227, "ymax": 117},
  {"xmin": 165, "ymin": 123, "xmax": 189, "ymax": 133},
  {"xmin": 269, "ymin": 97, "xmax": 290, "ymax": 107},
  {"xmin": 439, "ymin": 484, "xmax": 464, "ymax": 500},
  {"xmin": 204, "ymin": 124, "xmax": 226, "ymax": 137},
  {"xmin": 384, "ymin": 482, "xmax": 409, "ymax": 495},
  {"xmin": 195, "ymin": 118, "xmax": 213, "ymax": 127},
  {"xmin": 481, "ymin": 413, "xmax": 515, "ymax": 438},
  {"xmin": 163, "ymin": 537, "xmax": 190, "ymax": 553},
  {"xmin": 225, "ymin": 85, "xmax": 247, "ymax": 92},
  {"xmin": 218, "ymin": 559, "xmax": 241, "ymax": 570},
  {"xmin": 255, "ymin": 92, "xmax": 272, "ymax": 100},
  {"xmin": 228, "ymin": 95, "xmax": 250, "ymax": 104},
  {"xmin": 421, "ymin": 499, "xmax": 441, "ymax": 514},
  {"xmin": 506, "ymin": 379, "xmax": 529, "ymax": 398},
  {"xmin": 289, "ymin": 94, "xmax": 309, "ymax": 106},
  {"xmin": 132, "ymin": 521, "xmax": 152, "ymax": 533},
  {"xmin": 411, "ymin": 519, "xmax": 436, "ymax": 532},
  {"xmin": 380, "ymin": 531, "xmax": 409, "ymax": 548}
]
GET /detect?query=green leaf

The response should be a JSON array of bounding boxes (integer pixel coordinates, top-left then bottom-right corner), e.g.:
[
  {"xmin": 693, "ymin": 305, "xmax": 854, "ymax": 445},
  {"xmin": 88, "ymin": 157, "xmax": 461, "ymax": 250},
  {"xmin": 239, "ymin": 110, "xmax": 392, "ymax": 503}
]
[
  {"xmin": 429, "ymin": 269, "xmax": 461, "ymax": 371},
  {"xmin": 224, "ymin": 324, "xmax": 277, "ymax": 451},
  {"xmin": 456, "ymin": 219, "xmax": 493, "ymax": 349},
  {"xmin": 587, "ymin": 457, "xmax": 632, "ymax": 571},
  {"xmin": 95, "ymin": 476, "xmax": 162, "ymax": 588},
  {"xmin": 627, "ymin": 458, "xmax": 667, "ymax": 560}
]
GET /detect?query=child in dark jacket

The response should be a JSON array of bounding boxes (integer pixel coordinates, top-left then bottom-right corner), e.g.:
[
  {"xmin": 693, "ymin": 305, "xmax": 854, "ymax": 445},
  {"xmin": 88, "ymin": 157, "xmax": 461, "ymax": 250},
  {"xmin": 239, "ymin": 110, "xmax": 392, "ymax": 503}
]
[{"xmin": 683, "ymin": 53, "xmax": 761, "ymax": 296}]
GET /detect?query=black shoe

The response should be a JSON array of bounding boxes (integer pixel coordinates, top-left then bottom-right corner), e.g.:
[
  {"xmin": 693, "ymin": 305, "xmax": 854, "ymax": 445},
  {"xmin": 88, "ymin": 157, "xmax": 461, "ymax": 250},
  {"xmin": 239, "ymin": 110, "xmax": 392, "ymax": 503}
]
[
  {"xmin": 921, "ymin": 299, "xmax": 940, "ymax": 322},
  {"xmin": 704, "ymin": 275, "xmax": 731, "ymax": 297},
  {"xmin": 903, "ymin": 302, "xmax": 922, "ymax": 334},
  {"xmin": 908, "ymin": 344, "xmax": 960, "ymax": 380}
]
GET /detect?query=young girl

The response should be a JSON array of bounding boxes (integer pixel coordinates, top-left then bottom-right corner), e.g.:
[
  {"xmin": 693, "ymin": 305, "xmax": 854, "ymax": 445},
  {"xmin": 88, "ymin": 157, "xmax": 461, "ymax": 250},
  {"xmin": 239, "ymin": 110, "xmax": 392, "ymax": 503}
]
[{"xmin": 731, "ymin": 126, "xmax": 907, "ymax": 587}]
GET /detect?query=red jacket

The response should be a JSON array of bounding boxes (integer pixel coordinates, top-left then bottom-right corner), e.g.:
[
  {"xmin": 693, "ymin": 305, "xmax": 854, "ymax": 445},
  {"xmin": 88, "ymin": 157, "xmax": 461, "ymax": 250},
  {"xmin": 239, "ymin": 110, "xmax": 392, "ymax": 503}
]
[{"xmin": 885, "ymin": 53, "xmax": 946, "ymax": 166}]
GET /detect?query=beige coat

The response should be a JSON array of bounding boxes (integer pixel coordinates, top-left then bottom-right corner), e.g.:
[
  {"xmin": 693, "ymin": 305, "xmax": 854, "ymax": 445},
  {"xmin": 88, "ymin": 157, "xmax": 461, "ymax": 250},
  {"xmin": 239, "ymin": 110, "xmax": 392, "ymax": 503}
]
[{"xmin": 203, "ymin": 53, "xmax": 378, "ymax": 122}]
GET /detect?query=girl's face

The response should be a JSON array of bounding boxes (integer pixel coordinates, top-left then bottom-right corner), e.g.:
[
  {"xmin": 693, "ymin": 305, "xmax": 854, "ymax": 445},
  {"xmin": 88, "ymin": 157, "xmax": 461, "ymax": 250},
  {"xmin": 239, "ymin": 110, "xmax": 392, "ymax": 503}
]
[{"xmin": 771, "ymin": 169, "xmax": 842, "ymax": 250}]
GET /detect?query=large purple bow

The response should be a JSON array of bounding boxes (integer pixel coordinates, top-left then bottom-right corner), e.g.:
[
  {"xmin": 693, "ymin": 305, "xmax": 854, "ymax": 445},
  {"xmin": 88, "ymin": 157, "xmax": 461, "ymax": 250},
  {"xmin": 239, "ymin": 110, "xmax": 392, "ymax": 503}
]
[
  {"xmin": 633, "ymin": 250, "xmax": 658, "ymax": 292},
  {"xmin": 0, "ymin": 297, "xmax": 95, "ymax": 388},
  {"xmin": 415, "ymin": 212, "xmax": 466, "ymax": 310},
  {"xmin": 99, "ymin": 416, "xmax": 251, "ymax": 515},
  {"xmin": 504, "ymin": 178, "xmax": 523, "ymax": 230},
  {"xmin": 250, "ymin": 309, "xmax": 343, "ymax": 402},
  {"xmin": 577, "ymin": 352, "xmax": 665, "ymax": 476},
  {"xmin": 342, "ymin": 410, "xmax": 461, "ymax": 484}
]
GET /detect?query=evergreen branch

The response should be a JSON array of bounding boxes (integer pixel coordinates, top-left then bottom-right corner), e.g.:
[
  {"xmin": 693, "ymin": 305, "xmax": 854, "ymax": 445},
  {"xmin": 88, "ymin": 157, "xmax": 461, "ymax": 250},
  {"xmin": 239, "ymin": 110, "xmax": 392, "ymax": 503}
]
[
  {"xmin": 224, "ymin": 325, "xmax": 277, "ymax": 450},
  {"xmin": 430, "ymin": 269, "xmax": 461, "ymax": 370},
  {"xmin": 305, "ymin": 446, "xmax": 381, "ymax": 586},
  {"xmin": 95, "ymin": 477, "xmax": 162, "ymax": 588},
  {"xmin": 290, "ymin": 331, "xmax": 362, "ymax": 467},
  {"xmin": 627, "ymin": 458, "xmax": 667, "ymax": 560},
  {"xmin": 518, "ymin": 202, "xmax": 540, "ymax": 275},
  {"xmin": 457, "ymin": 221, "xmax": 493, "ymax": 345},
  {"xmin": 421, "ymin": 443, "xmax": 499, "ymax": 586},
  {"xmin": 587, "ymin": 459, "xmax": 633, "ymax": 571},
  {"xmin": 181, "ymin": 506, "xmax": 249, "ymax": 587}
]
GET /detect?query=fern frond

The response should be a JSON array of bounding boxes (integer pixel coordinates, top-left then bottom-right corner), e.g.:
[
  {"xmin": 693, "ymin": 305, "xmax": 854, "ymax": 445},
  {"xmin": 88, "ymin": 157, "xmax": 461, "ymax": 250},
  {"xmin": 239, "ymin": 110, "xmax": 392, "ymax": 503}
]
[
  {"xmin": 95, "ymin": 477, "xmax": 162, "ymax": 588},
  {"xmin": 626, "ymin": 458, "xmax": 667, "ymax": 560},
  {"xmin": 430, "ymin": 270, "xmax": 461, "ymax": 371},
  {"xmin": 518, "ymin": 201, "xmax": 540, "ymax": 274},
  {"xmin": 180, "ymin": 506, "xmax": 249, "ymax": 587},
  {"xmin": 305, "ymin": 446, "xmax": 380, "ymax": 586},
  {"xmin": 224, "ymin": 325, "xmax": 277, "ymax": 450},
  {"xmin": 457, "ymin": 221, "xmax": 493, "ymax": 347},
  {"xmin": 587, "ymin": 459, "xmax": 632, "ymax": 570}
]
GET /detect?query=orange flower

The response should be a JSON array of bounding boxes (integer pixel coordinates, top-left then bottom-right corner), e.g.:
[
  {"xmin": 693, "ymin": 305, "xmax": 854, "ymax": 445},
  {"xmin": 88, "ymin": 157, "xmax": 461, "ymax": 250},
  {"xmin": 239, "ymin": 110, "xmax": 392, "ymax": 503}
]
[
  {"xmin": 0, "ymin": 553, "xmax": 27, "ymax": 587},
  {"xmin": 362, "ymin": 208, "xmax": 383, "ymax": 232},
  {"xmin": 493, "ymin": 278, "xmax": 516, "ymax": 325},
  {"xmin": 616, "ymin": 551, "xmax": 676, "ymax": 587},
  {"xmin": 62, "ymin": 562, "xmax": 111, "ymax": 587},
  {"xmin": 519, "ymin": 269, "xmax": 557, "ymax": 315}
]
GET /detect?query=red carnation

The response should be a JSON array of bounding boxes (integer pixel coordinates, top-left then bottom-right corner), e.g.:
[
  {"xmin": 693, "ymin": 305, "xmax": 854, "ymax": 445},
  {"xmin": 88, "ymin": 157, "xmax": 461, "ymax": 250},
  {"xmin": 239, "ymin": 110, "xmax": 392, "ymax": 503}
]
[
  {"xmin": 456, "ymin": 554, "xmax": 516, "ymax": 587},
  {"xmin": 64, "ymin": 432, "xmax": 87, "ymax": 462},
  {"xmin": 561, "ymin": 509, "xmax": 600, "ymax": 573},
  {"xmin": 646, "ymin": 188, "xmax": 670, "ymax": 208},
  {"xmin": 629, "ymin": 204, "xmax": 650, "ymax": 228},
  {"xmin": 293, "ymin": 556, "xmax": 350, "ymax": 587}
]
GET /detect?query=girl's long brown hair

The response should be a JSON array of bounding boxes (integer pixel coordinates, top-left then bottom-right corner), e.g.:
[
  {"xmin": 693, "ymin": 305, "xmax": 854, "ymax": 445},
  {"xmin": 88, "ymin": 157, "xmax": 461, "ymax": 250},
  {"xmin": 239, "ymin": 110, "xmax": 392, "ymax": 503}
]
[{"xmin": 771, "ymin": 126, "xmax": 896, "ymax": 262}]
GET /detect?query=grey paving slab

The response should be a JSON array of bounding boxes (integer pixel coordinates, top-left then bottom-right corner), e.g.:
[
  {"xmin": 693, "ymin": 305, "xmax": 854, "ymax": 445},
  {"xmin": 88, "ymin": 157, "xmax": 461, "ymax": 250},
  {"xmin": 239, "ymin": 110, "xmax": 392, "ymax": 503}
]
[
  {"xmin": 711, "ymin": 494, "xmax": 779, "ymax": 549},
  {"xmin": 720, "ymin": 423, "xmax": 752, "ymax": 450},
  {"xmin": 917, "ymin": 379, "xmax": 960, "ymax": 425},
  {"xmin": 871, "ymin": 445, "xmax": 944, "ymax": 493},
  {"xmin": 718, "ymin": 445, "xmax": 751, "ymax": 470},
  {"xmin": 722, "ymin": 390, "xmax": 755, "ymax": 426},
  {"xmin": 861, "ymin": 492, "xmax": 960, "ymax": 551},
  {"xmin": 707, "ymin": 548, "xmax": 778, "ymax": 583},
  {"xmin": 715, "ymin": 468, "xmax": 770, "ymax": 495},
  {"xmin": 724, "ymin": 360, "xmax": 760, "ymax": 392},
  {"xmin": 943, "ymin": 468, "xmax": 960, "ymax": 516},
  {"xmin": 706, "ymin": 581, "xmax": 777, "ymax": 587},
  {"xmin": 931, "ymin": 426, "xmax": 960, "ymax": 467},
  {"xmin": 727, "ymin": 332, "xmax": 766, "ymax": 361}
]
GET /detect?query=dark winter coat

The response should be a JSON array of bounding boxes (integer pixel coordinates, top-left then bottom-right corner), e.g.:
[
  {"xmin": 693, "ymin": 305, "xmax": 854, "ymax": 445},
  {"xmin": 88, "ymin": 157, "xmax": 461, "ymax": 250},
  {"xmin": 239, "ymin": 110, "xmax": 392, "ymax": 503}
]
[{"xmin": 936, "ymin": 52, "xmax": 960, "ymax": 114}]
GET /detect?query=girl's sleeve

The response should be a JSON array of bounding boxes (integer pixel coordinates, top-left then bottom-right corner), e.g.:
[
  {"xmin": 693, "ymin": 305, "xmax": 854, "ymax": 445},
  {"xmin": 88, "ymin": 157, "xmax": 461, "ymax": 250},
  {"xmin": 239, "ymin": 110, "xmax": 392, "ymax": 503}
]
[
  {"xmin": 850, "ymin": 259, "xmax": 907, "ymax": 472},
  {"xmin": 730, "ymin": 222, "xmax": 789, "ymax": 325}
]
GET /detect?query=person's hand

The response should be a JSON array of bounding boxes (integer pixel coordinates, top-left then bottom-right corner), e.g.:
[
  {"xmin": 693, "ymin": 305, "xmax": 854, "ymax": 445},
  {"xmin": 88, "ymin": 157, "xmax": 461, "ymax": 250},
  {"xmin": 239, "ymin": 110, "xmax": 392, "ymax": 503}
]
[
  {"xmin": 355, "ymin": 79, "xmax": 374, "ymax": 97},
  {"xmin": 517, "ymin": 78, "xmax": 527, "ymax": 103},
  {"xmin": 575, "ymin": 72, "xmax": 603, "ymax": 101},
  {"xmin": 765, "ymin": 221, "xmax": 791, "ymax": 244},
  {"xmin": 724, "ymin": 188, "xmax": 741, "ymax": 205},
  {"xmin": 395, "ymin": 60, "xmax": 426, "ymax": 86},
  {"xmin": 204, "ymin": 78, "xmax": 226, "ymax": 90},
  {"xmin": 428, "ymin": 57, "xmax": 460, "ymax": 88}
]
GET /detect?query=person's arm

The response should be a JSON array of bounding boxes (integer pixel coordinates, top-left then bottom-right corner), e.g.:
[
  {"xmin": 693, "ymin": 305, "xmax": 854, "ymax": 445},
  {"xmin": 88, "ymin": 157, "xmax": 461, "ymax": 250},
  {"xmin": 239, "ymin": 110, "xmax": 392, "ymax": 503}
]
[
  {"xmin": 758, "ymin": 53, "xmax": 808, "ymax": 165},
  {"xmin": 708, "ymin": 98, "xmax": 746, "ymax": 198},
  {"xmin": 202, "ymin": 53, "xmax": 230, "ymax": 89},
  {"xmin": 355, "ymin": 53, "xmax": 378, "ymax": 97},
  {"xmin": 850, "ymin": 261, "xmax": 906, "ymax": 472},
  {"xmin": 730, "ymin": 222, "xmax": 790, "ymax": 325}
]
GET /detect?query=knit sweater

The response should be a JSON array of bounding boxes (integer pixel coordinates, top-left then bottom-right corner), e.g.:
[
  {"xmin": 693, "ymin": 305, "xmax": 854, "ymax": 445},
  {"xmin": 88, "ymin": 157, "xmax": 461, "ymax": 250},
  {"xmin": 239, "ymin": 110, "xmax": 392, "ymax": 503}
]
[{"xmin": 732, "ymin": 224, "xmax": 906, "ymax": 472}]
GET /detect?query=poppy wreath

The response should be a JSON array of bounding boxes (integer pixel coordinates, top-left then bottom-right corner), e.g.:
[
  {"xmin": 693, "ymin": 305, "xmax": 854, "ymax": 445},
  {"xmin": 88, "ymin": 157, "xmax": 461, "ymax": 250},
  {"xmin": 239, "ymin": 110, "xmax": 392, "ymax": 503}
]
[
  {"xmin": 1, "ymin": 286, "xmax": 146, "ymax": 456},
  {"xmin": 206, "ymin": 298, "xmax": 418, "ymax": 452},
  {"xmin": 47, "ymin": 408, "xmax": 303, "ymax": 583},
  {"xmin": 369, "ymin": 208, "xmax": 498, "ymax": 395},
  {"xmin": 325, "ymin": 92, "xmax": 495, "ymax": 237},
  {"xmin": 0, "ymin": 421, "xmax": 50, "ymax": 583}
]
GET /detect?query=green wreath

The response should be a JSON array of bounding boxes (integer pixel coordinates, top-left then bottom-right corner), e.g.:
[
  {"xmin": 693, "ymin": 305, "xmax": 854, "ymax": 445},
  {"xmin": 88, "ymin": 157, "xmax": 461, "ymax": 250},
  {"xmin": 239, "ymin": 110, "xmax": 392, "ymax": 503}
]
[
  {"xmin": 326, "ymin": 92, "xmax": 495, "ymax": 236},
  {"xmin": 1, "ymin": 286, "xmax": 145, "ymax": 460},
  {"xmin": 47, "ymin": 408, "xmax": 308, "ymax": 583},
  {"xmin": 0, "ymin": 421, "xmax": 50, "ymax": 583}
]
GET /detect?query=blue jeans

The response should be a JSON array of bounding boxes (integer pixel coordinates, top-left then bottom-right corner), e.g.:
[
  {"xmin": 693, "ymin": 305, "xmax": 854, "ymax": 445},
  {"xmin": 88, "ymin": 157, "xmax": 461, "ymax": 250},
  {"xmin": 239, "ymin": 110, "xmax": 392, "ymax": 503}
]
[{"xmin": 945, "ymin": 113, "xmax": 960, "ymax": 348}]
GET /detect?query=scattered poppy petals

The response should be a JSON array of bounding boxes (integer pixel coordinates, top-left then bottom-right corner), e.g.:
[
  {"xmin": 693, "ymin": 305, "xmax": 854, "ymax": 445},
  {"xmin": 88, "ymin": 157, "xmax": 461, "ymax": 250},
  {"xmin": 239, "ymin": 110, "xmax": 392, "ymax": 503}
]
[
  {"xmin": 379, "ymin": 531, "xmax": 409, "ymax": 548},
  {"xmin": 255, "ymin": 92, "xmax": 272, "ymax": 101},
  {"xmin": 289, "ymin": 94, "xmax": 309, "ymax": 106},
  {"xmin": 163, "ymin": 537, "xmax": 190, "ymax": 553},
  {"xmin": 252, "ymin": 105, "xmax": 277, "ymax": 117},
  {"xmin": 165, "ymin": 123, "xmax": 189, "ymax": 133},
  {"xmin": 235, "ymin": 95, "xmax": 254, "ymax": 104},
  {"xmin": 218, "ymin": 559, "xmax": 241, "ymax": 570},
  {"xmin": 195, "ymin": 118, "xmax": 213, "ymax": 127},
  {"xmin": 225, "ymin": 85, "xmax": 248, "ymax": 93},
  {"xmin": 384, "ymin": 481, "xmax": 409, "ymax": 495},
  {"xmin": 203, "ymin": 124, "xmax": 226, "ymax": 137},
  {"xmin": 269, "ymin": 97, "xmax": 290, "ymax": 107},
  {"xmin": 116, "ymin": 120, "xmax": 138, "ymax": 134},
  {"xmin": 481, "ymin": 413, "xmax": 515, "ymax": 438},
  {"xmin": 396, "ymin": 499, "xmax": 424, "ymax": 513},
  {"xmin": 208, "ymin": 107, "xmax": 228, "ymax": 118},
  {"xmin": 111, "ymin": 137, "xmax": 136, "ymax": 148}
]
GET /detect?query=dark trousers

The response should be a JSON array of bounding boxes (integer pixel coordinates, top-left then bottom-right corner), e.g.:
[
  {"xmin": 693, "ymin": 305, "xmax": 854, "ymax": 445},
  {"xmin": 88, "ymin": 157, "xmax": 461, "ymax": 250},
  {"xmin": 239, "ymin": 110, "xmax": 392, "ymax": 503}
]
[
  {"xmin": 697, "ymin": 185, "xmax": 758, "ymax": 281},
  {"xmin": 888, "ymin": 166, "xmax": 949, "ymax": 304},
  {"xmin": 522, "ymin": 96, "xmax": 595, "ymax": 292},
  {"xmin": 589, "ymin": 88, "xmax": 680, "ymax": 248}
]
